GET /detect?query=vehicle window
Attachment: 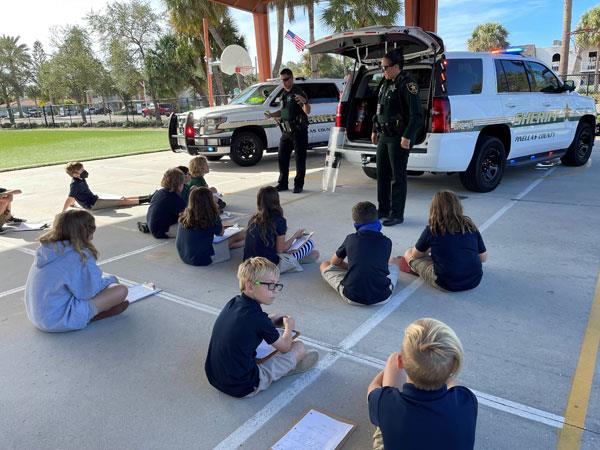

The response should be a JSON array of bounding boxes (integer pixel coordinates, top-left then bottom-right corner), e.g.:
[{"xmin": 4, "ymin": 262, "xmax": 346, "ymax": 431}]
[
  {"xmin": 526, "ymin": 61, "xmax": 561, "ymax": 93},
  {"xmin": 444, "ymin": 59, "xmax": 483, "ymax": 95},
  {"xmin": 495, "ymin": 60, "xmax": 509, "ymax": 93},
  {"xmin": 299, "ymin": 83, "xmax": 340, "ymax": 104},
  {"xmin": 356, "ymin": 71, "xmax": 383, "ymax": 98},
  {"xmin": 230, "ymin": 84, "xmax": 277, "ymax": 105},
  {"xmin": 500, "ymin": 60, "xmax": 531, "ymax": 92}
]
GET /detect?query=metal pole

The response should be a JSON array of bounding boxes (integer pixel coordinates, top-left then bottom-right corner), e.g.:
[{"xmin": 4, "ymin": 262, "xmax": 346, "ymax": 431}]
[
  {"xmin": 203, "ymin": 17, "xmax": 214, "ymax": 107},
  {"xmin": 42, "ymin": 105, "xmax": 48, "ymax": 127}
]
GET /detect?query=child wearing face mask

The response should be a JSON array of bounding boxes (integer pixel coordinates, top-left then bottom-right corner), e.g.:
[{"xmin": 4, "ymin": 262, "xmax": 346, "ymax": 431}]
[{"xmin": 62, "ymin": 162, "xmax": 153, "ymax": 211}]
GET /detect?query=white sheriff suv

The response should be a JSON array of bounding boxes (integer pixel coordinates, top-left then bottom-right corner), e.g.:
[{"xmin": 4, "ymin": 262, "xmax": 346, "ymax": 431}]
[
  {"xmin": 168, "ymin": 78, "xmax": 343, "ymax": 166},
  {"xmin": 308, "ymin": 26, "xmax": 597, "ymax": 192}
]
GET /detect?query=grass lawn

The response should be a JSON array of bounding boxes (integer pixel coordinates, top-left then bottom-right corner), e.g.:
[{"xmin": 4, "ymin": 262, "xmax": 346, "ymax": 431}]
[{"xmin": 0, "ymin": 129, "xmax": 169, "ymax": 171}]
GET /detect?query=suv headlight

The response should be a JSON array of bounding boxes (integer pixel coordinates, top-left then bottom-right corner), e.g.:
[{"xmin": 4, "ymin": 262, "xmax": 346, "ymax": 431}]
[{"xmin": 203, "ymin": 116, "xmax": 226, "ymax": 134}]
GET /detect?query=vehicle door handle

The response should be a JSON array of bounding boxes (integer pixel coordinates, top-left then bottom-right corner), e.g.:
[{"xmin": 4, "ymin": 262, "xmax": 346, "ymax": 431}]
[
  {"xmin": 542, "ymin": 103, "xmax": 552, "ymax": 107},
  {"xmin": 505, "ymin": 104, "xmax": 517, "ymax": 108}
]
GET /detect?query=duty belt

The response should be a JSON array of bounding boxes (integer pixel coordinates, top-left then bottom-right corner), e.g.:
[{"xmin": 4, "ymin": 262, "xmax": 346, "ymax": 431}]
[{"xmin": 280, "ymin": 119, "xmax": 306, "ymax": 134}]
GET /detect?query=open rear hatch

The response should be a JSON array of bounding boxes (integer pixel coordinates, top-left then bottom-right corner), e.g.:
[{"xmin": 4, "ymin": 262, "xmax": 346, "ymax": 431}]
[{"xmin": 306, "ymin": 26, "xmax": 444, "ymax": 64}]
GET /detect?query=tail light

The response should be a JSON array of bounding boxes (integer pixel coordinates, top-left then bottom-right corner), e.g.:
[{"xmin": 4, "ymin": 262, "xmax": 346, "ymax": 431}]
[
  {"xmin": 335, "ymin": 102, "xmax": 344, "ymax": 128},
  {"xmin": 184, "ymin": 112, "xmax": 195, "ymax": 140},
  {"xmin": 431, "ymin": 97, "xmax": 451, "ymax": 133},
  {"xmin": 184, "ymin": 125, "xmax": 195, "ymax": 138}
]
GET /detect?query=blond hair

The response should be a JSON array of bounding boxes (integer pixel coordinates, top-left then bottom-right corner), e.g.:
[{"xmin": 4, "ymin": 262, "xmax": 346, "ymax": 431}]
[
  {"xmin": 161, "ymin": 168, "xmax": 185, "ymax": 192},
  {"xmin": 65, "ymin": 162, "xmax": 83, "ymax": 177},
  {"xmin": 402, "ymin": 318, "xmax": 463, "ymax": 390},
  {"xmin": 237, "ymin": 257, "xmax": 279, "ymax": 292},
  {"xmin": 428, "ymin": 190, "xmax": 477, "ymax": 236},
  {"xmin": 39, "ymin": 210, "xmax": 98, "ymax": 263},
  {"xmin": 189, "ymin": 156, "xmax": 209, "ymax": 177}
]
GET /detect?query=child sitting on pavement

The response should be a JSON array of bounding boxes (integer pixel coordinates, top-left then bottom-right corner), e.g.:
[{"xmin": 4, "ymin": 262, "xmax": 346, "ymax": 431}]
[
  {"xmin": 0, "ymin": 187, "xmax": 26, "ymax": 231},
  {"xmin": 367, "ymin": 318, "xmax": 478, "ymax": 450},
  {"xmin": 188, "ymin": 155, "xmax": 226, "ymax": 211},
  {"xmin": 144, "ymin": 168, "xmax": 187, "ymax": 239},
  {"xmin": 243, "ymin": 186, "xmax": 319, "ymax": 274},
  {"xmin": 24, "ymin": 210, "xmax": 129, "ymax": 332},
  {"xmin": 320, "ymin": 201, "xmax": 400, "ymax": 306},
  {"xmin": 62, "ymin": 162, "xmax": 152, "ymax": 211},
  {"xmin": 204, "ymin": 257, "xmax": 319, "ymax": 398},
  {"xmin": 401, "ymin": 190, "xmax": 487, "ymax": 291},
  {"xmin": 176, "ymin": 186, "xmax": 245, "ymax": 266}
]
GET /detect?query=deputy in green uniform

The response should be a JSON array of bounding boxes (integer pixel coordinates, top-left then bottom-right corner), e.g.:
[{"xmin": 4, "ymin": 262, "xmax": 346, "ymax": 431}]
[
  {"xmin": 265, "ymin": 68, "xmax": 311, "ymax": 194},
  {"xmin": 371, "ymin": 49, "xmax": 423, "ymax": 226}
]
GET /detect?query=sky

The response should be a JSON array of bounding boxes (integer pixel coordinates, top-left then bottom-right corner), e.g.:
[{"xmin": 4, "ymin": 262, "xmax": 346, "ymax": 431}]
[{"xmin": 1, "ymin": 0, "xmax": 598, "ymax": 68}]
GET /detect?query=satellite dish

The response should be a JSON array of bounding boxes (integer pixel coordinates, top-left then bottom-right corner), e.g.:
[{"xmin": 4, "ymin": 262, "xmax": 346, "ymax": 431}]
[{"xmin": 220, "ymin": 45, "xmax": 253, "ymax": 76}]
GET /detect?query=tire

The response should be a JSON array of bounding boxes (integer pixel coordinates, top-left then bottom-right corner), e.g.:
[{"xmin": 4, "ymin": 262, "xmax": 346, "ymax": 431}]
[
  {"xmin": 561, "ymin": 122, "xmax": 594, "ymax": 166},
  {"xmin": 230, "ymin": 132, "xmax": 264, "ymax": 166},
  {"xmin": 168, "ymin": 113, "xmax": 180, "ymax": 152},
  {"xmin": 362, "ymin": 166, "xmax": 377, "ymax": 179},
  {"xmin": 206, "ymin": 155, "xmax": 224, "ymax": 161},
  {"xmin": 459, "ymin": 136, "xmax": 506, "ymax": 192}
]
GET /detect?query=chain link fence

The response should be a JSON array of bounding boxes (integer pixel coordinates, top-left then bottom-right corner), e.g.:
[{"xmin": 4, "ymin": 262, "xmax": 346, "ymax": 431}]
[{"xmin": 0, "ymin": 95, "xmax": 236, "ymax": 129}]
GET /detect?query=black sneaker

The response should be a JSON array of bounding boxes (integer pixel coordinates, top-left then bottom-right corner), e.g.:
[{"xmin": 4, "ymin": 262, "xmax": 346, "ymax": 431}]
[
  {"xmin": 293, "ymin": 186, "xmax": 303, "ymax": 194},
  {"xmin": 137, "ymin": 221, "xmax": 150, "ymax": 233},
  {"xmin": 275, "ymin": 185, "xmax": 289, "ymax": 192},
  {"xmin": 382, "ymin": 217, "xmax": 404, "ymax": 227},
  {"xmin": 7, "ymin": 216, "xmax": 26, "ymax": 224}
]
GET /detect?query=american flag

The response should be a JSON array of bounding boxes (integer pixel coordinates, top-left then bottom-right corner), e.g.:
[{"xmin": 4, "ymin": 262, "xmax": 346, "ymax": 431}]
[{"xmin": 285, "ymin": 30, "xmax": 306, "ymax": 52}]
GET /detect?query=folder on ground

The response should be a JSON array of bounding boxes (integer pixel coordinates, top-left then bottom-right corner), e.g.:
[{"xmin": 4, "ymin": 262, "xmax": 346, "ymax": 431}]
[
  {"xmin": 213, "ymin": 225, "xmax": 243, "ymax": 243},
  {"xmin": 126, "ymin": 283, "xmax": 162, "ymax": 303},
  {"xmin": 271, "ymin": 408, "xmax": 357, "ymax": 450},
  {"xmin": 256, "ymin": 329, "xmax": 301, "ymax": 363}
]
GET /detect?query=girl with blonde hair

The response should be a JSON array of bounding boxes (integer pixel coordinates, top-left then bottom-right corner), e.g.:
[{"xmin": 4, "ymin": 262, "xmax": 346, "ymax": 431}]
[
  {"xmin": 401, "ymin": 190, "xmax": 488, "ymax": 291},
  {"xmin": 25, "ymin": 210, "xmax": 128, "ymax": 332},
  {"xmin": 176, "ymin": 187, "xmax": 245, "ymax": 266}
]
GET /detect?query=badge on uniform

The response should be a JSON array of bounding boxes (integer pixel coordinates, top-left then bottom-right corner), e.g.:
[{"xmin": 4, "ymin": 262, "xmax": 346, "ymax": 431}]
[
  {"xmin": 407, "ymin": 82, "xmax": 418, "ymax": 95},
  {"xmin": 376, "ymin": 104, "xmax": 382, "ymax": 114}
]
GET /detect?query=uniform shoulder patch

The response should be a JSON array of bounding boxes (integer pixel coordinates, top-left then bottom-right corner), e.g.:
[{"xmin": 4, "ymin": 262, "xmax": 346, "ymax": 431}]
[{"xmin": 407, "ymin": 82, "xmax": 418, "ymax": 95}]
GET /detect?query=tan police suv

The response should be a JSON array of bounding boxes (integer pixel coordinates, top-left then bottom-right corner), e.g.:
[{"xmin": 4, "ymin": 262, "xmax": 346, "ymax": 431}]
[{"xmin": 308, "ymin": 26, "xmax": 596, "ymax": 192}]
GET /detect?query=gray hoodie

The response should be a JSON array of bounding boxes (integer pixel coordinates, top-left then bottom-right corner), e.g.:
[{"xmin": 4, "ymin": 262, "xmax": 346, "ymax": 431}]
[{"xmin": 24, "ymin": 241, "xmax": 117, "ymax": 332}]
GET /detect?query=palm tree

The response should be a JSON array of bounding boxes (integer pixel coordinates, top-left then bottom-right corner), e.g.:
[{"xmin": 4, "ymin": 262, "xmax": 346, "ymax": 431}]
[
  {"xmin": 558, "ymin": 0, "xmax": 572, "ymax": 80},
  {"xmin": 0, "ymin": 35, "xmax": 31, "ymax": 120},
  {"xmin": 164, "ymin": 0, "xmax": 244, "ymax": 103},
  {"xmin": 321, "ymin": 0, "xmax": 402, "ymax": 33},
  {"xmin": 271, "ymin": 0, "xmax": 300, "ymax": 77},
  {"xmin": 575, "ymin": 5, "xmax": 600, "ymax": 92},
  {"xmin": 467, "ymin": 23, "xmax": 509, "ymax": 52}
]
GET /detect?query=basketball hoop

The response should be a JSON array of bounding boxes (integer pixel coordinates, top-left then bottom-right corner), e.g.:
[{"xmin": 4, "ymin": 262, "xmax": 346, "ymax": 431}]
[{"xmin": 234, "ymin": 65, "xmax": 254, "ymax": 76}]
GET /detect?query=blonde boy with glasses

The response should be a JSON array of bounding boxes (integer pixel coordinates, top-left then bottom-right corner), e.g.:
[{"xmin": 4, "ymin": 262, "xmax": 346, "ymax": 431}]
[
  {"xmin": 205, "ymin": 257, "xmax": 318, "ymax": 398},
  {"xmin": 367, "ymin": 318, "xmax": 477, "ymax": 450}
]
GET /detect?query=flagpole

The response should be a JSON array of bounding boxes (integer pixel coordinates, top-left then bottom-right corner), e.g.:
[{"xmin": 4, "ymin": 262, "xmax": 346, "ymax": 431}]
[{"xmin": 203, "ymin": 17, "xmax": 215, "ymax": 107}]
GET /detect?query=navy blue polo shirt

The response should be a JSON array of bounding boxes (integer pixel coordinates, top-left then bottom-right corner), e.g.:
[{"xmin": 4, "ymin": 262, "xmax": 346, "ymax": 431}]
[
  {"xmin": 243, "ymin": 214, "xmax": 287, "ymax": 264},
  {"xmin": 415, "ymin": 226, "xmax": 486, "ymax": 291},
  {"xmin": 146, "ymin": 188, "xmax": 186, "ymax": 239},
  {"xmin": 369, "ymin": 384, "xmax": 478, "ymax": 450},
  {"xmin": 69, "ymin": 178, "xmax": 98, "ymax": 209},
  {"xmin": 336, "ymin": 230, "xmax": 392, "ymax": 304},
  {"xmin": 176, "ymin": 218, "xmax": 223, "ymax": 266},
  {"xmin": 205, "ymin": 294, "xmax": 280, "ymax": 397}
]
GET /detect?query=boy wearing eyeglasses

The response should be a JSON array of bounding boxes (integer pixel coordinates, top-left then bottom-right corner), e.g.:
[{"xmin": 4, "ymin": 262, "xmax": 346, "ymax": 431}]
[{"xmin": 205, "ymin": 257, "xmax": 319, "ymax": 398}]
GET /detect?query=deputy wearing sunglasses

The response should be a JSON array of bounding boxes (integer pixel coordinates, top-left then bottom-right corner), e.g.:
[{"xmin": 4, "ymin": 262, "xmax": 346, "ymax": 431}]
[
  {"xmin": 265, "ymin": 68, "xmax": 311, "ymax": 194},
  {"xmin": 371, "ymin": 49, "xmax": 423, "ymax": 227}
]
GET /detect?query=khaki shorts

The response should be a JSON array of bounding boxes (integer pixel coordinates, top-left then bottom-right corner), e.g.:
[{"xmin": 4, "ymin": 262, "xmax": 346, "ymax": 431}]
[
  {"xmin": 321, "ymin": 264, "xmax": 399, "ymax": 306},
  {"xmin": 91, "ymin": 198, "xmax": 126, "ymax": 210},
  {"xmin": 211, "ymin": 239, "xmax": 231, "ymax": 264},
  {"xmin": 0, "ymin": 210, "xmax": 10, "ymax": 227},
  {"xmin": 408, "ymin": 256, "xmax": 443, "ymax": 290},
  {"xmin": 243, "ymin": 350, "xmax": 297, "ymax": 398}
]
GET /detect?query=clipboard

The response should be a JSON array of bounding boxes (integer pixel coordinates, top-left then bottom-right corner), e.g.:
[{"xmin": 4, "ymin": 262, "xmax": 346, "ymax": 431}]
[
  {"xmin": 288, "ymin": 232, "xmax": 314, "ymax": 253},
  {"xmin": 270, "ymin": 408, "xmax": 357, "ymax": 450},
  {"xmin": 256, "ymin": 329, "xmax": 301, "ymax": 363}
]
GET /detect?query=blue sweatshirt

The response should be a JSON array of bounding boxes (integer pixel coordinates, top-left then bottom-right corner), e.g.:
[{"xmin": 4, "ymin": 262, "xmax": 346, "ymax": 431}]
[{"xmin": 24, "ymin": 241, "xmax": 117, "ymax": 332}]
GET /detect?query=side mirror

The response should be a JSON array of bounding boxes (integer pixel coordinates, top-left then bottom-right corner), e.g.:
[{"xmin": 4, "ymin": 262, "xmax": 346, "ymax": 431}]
[{"xmin": 563, "ymin": 80, "xmax": 575, "ymax": 92}]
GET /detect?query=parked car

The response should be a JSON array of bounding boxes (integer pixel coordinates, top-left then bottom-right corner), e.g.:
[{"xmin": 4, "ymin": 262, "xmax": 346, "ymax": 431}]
[
  {"xmin": 143, "ymin": 103, "xmax": 175, "ymax": 117},
  {"xmin": 308, "ymin": 26, "xmax": 597, "ymax": 192},
  {"xmin": 168, "ymin": 78, "xmax": 343, "ymax": 166},
  {"xmin": 25, "ymin": 108, "xmax": 42, "ymax": 118}
]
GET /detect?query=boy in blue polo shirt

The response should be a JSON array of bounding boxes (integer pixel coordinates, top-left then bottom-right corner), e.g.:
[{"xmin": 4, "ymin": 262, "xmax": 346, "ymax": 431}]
[
  {"xmin": 205, "ymin": 257, "xmax": 319, "ymax": 398},
  {"xmin": 320, "ymin": 201, "xmax": 400, "ymax": 306},
  {"xmin": 367, "ymin": 318, "xmax": 477, "ymax": 450}
]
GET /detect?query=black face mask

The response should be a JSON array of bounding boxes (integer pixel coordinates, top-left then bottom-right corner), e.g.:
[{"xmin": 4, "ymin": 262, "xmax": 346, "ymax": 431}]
[{"xmin": 80, "ymin": 170, "xmax": 89, "ymax": 179}]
